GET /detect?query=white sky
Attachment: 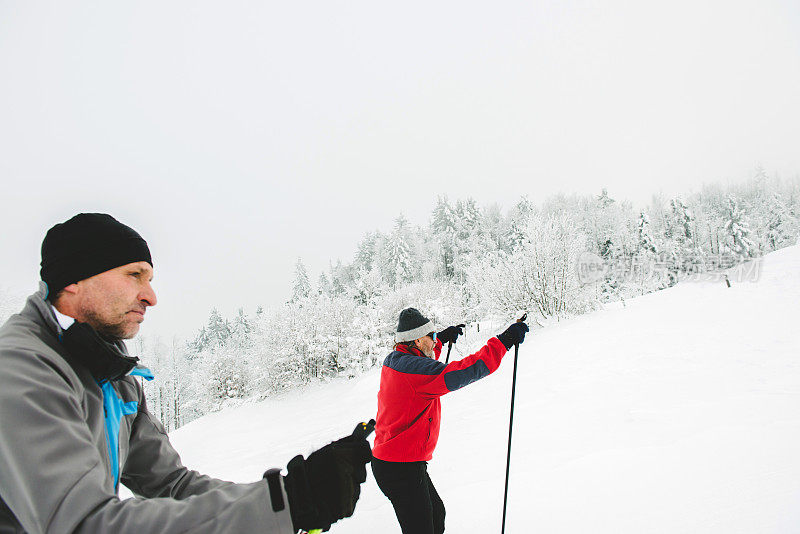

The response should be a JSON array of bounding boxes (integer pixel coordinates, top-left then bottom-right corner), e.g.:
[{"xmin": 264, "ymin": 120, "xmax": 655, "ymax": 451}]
[{"xmin": 1, "ymin": 0, "xmax": 799, "ymax": 339}]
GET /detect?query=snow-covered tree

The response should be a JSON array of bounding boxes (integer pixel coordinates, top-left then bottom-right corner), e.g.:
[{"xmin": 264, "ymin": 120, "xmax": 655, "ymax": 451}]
[
  {"xmin": 291, "ymin": 258, "xmax": 312, "ymax": 302},
  {"xmin": 317, "ymin": 272, "xmax": 333, "ymax": 298},
  {"xmin": 190, "ymin": 308, "xmax": 231, "ymax": 352},
  {"xmin": 381, "ymin": 214, "xmax": 415, "ymax": 288},
  {"xmin": 468, "ymin": 213, "xmax": 596, "ymax": 319},
  {"xmin": 766, "ymin": 193, "xmax": 795, "ymax": 250},
  {"xmin": 723, "ymin": 196, "xmax": 757, "ymax": 258},
  {"xmin": 669, "ymin": 197, "xmax": 695, "ymax": 243},
  {"xmin": 505, "ymin": 196, "xmax": 534, "ymax": 252},
  {"xmin": 637, "ymin": 210, "xmax": 657, "ymax": 254},
  {"xmin": 455, "ymin": 198, "xmax": 481, "ymax": 238},
  {"xmin": 665, "ymin": 196, "xmax": 703, "ymax": 275},
  {"xmin": 354, "ymin": 232, "xmax": 380, "ymax": 273},
  {"xmin": 328, "ymin": 260, "xmax": 353, "ymax": 297},
  {"xmin": 160, "ymin": 169, "xmax": 800, "ymax": 430},
  {"xmin": 231, "ymin": 307, "xmax": 251, "ymax": 337},
  {"xmin": 431, "ymin": 196, "xmax": 458, "ymax": 236},
  {"xmin": 204, "ymin": 346, "xmax": 251, "ymax": 403},
  {"xmin": 431, "ymin": 197, "xmax": 457, "ymax": 278},
  {"xmin": 349, "ymin": 267, "xmax": 385, "ymax": 306}
]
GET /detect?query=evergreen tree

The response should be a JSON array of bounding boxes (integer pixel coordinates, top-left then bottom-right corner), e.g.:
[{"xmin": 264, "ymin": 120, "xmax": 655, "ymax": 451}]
[
  {"xmin": 630, "ymin": 211, "xmax": 670, "ymax": 293},
  {"xmin": 667, "ymin": 196, "xmax": 701, "ymax": 273},
  {"xmin": 506, "ymin": 196, "xmax": 534, "ymax": 252},
  {"xmin": 291, "ymin": 258, "xmax": 312, "ymax": 302},
  {"xmin": 349, "ymin": 267, "xmax": 385, "ymax": 306},
  {"xmin": 451, "ymin": 197, "xmax": 484, "ymax": 283},
  {"xmin": 766, "ymin": 193, "xmax": 793, "ymax": 250},
  {"xmin": 317, "ymin": 272, "xmax": 333, "ymax": 298},
  {"xmin": 483, "ymin": 202, "xmax": 505, "ymax": 251},
  {"xmin": 723, "ymin": 196, "xmax": 756, "ymax": 258},
  {"xmin": 328, "ymin": 260, "xmax": 352, "ymax": 296},
  {"xmin": 383, "ymin": 214, "xmax": 414, "ymax": 288},
  {"xmin": 232, "ymin": 308, "xmax": 251, "ymax": 337},
  {"xmin": 455, "ymin": 197, "xmax": 481, "ymax": 238},
  {"xmin": 597, "ymin": 187, "xmax": 615, "ymax": 208},
  {"xmin": 190, "ymin": 308, "xmax": 231, "ymax": 352},
  {"xmin": 637, "ymin": 211, "xmax": 657, "ymax": 254},
  {"xmin": 354, "ymin": 232, "xmax": 379, "ymax": 273},
  {"xmin": 670, "ymin": 197, "xmax": 694, "ymax": 242},
  {"xmin": 595, "ymin": 189, "xmax": 618, "ymax": 259},
  {"xmin": 431, "ymin": 196, "xmax": 457, "ymax": 236},
  {"xmin": 431, "ymin": 197, "xmax": 457, "ymax": 278}
]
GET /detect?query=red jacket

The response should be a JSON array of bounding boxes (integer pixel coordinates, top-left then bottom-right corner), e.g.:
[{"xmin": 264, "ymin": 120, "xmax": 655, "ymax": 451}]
[{"xmin": 372, "ymin": 336, "xmax": 508, "ymax": 462}]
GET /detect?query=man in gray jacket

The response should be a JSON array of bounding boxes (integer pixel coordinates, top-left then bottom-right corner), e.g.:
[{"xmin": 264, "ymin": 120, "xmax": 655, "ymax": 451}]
[{"xmin": 0, "ymin": 213, "xmax": 371, "ymax": 533}]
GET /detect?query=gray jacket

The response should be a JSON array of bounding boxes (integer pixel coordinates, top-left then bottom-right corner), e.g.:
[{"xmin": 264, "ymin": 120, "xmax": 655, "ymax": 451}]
[{"xmin": 0, "ymin": 284, "xmax": 294, "ymax": 534}]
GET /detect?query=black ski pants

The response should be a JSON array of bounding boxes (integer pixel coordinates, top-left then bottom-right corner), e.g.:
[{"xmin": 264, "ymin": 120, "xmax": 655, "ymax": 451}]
[{"xmin": 371, "ymin": 458, "xmax": 446, "ymax": 534}]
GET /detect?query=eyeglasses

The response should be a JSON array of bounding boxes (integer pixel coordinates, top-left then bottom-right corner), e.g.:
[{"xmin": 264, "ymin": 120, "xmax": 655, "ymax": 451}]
[{"xmin": 426, "ymin": 332, "xmax": 437, "ymax": 342}]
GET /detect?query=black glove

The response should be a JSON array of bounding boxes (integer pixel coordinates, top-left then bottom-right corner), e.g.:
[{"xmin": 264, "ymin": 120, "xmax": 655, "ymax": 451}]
[
  {"xmin": 438, "ymin": 324, "xmax": 466, "ymax": 345},
  {"xmin": 283, "ymin": 422, "xmax": 374, "ymax": 532},
  {"xmin": 496, "ymin": 321, "xmax": 529, "ymax": 350}
]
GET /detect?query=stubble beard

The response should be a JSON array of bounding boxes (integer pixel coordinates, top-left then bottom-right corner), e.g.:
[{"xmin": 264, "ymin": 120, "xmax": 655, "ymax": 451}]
[{"xmin": 81, "ymin": 305, "xmax": 139, "ymax": 341}]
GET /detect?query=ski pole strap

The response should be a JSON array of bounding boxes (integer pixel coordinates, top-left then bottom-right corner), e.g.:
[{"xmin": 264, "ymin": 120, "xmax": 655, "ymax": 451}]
[{"xmin": 263, "ymin": 468, "xmax": 285, "ymax": 512}]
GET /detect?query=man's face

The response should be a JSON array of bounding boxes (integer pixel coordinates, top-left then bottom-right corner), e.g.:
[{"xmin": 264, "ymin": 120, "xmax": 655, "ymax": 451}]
[
  {"xmin": 414, "ymin": 334, "xmax": 436, "ymax": 359},
  {"xmin": 72, "ymin": 261, "xmax": 157, "ymax": 340}
]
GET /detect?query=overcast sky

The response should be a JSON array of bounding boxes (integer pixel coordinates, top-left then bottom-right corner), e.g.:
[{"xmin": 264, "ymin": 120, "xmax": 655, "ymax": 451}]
[{"xmin": 1, "ymin": 0, "xmax": 799, "ymax": 339}]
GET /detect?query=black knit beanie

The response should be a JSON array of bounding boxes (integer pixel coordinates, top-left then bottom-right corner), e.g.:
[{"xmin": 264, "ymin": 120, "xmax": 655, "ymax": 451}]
[
  {"xmin": 40, "ymin": 213, "xmax": 152, "ymax": 296},
  {"xmin": 395, "ymin": 307, "xmax": 435, "ymax": 343}
]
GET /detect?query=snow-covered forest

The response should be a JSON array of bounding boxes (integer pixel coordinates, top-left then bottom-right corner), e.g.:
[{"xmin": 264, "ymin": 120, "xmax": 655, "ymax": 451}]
[
  {"xmin": 127, "ymin": 170, "xmax": 799, "ymax": 431},
  {"xmin": 1, "ymin": 170, "xmax": 797, "ymax": 431},
  {"xmin": 167, "ymin": 242, "xmax": 800, "ymax": 533}
]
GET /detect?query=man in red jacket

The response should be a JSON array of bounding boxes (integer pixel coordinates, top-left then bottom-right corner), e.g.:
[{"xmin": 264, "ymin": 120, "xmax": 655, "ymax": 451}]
[{"xmin": 371, "ymin": 307, "xmax": 528, "ymax": 534}]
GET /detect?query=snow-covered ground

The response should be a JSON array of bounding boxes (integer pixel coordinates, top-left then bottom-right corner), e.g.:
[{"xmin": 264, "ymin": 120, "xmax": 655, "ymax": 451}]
[{"xmin": 156, "ymin": 246, "xmax": 800, "ymax": 533}]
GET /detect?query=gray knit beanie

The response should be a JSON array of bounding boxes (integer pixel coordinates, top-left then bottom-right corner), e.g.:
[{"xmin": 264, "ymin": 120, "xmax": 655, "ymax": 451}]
[{"xmin": 395, "ymin": 307, "xmax": 435, "ymax": 343}]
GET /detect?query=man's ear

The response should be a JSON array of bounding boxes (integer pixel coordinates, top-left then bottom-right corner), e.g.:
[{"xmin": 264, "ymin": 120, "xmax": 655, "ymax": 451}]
[{"xmin": 61, "ymin": 283, "xmax": 79, "ymax": 296}]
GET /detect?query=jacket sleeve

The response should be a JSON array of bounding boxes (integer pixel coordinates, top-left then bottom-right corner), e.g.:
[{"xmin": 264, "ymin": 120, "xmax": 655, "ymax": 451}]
[
  {"xmin": 121, "ymin": 386, "xmax": 237, "ymax": 500},
  {"xmin": 410, "ymin": 336, "xmax": 508, "ymax": 399},
  {"xmin": 0, "ymin": 347, "xmax": 294, "ymax": 534}
]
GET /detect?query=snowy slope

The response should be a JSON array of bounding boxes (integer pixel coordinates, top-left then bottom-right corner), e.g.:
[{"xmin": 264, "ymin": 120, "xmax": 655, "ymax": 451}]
[{"xmin": 158, "ymin": 246, "xmax": 800, "ymax": 533}]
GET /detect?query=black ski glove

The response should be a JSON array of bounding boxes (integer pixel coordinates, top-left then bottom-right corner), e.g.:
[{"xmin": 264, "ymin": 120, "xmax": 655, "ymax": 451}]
[
  {"xmin": 496, "ymin": 322, "xmax": 529, "ymax": 350},
  {"xmin": 282, "ymin": 422, "xmax": 374, "ymax": 532},
  {"xmin": 438, "ymin": 324, "xmax": 466, "ymax": 345}
]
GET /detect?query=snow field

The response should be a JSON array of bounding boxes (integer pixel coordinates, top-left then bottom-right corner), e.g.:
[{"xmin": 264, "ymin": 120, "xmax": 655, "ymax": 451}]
[{"xmin": 162, "ymin": 246, "xmax": 800, "ymax": 533}]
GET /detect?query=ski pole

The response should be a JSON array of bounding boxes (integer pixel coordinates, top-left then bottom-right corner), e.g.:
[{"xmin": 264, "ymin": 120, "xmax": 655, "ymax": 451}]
[
  {"xmin": 304, "ymin": 419, "xmax": 376, "ymax": 534},
  {"xmin": 501, "ymin": 313, "xmax": 526, "ymax": 534}
]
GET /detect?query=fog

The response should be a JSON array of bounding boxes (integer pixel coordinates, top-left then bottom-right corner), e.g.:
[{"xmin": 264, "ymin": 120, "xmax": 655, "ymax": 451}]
[{"xmin": 1, "ymin": 0, "xmax": 798, "ymax": 338}]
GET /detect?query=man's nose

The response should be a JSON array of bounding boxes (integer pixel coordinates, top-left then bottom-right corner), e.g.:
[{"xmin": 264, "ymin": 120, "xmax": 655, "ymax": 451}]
[{"xmin": 140, "ymin": 281, "xmax": 157, "ymax": 307}]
